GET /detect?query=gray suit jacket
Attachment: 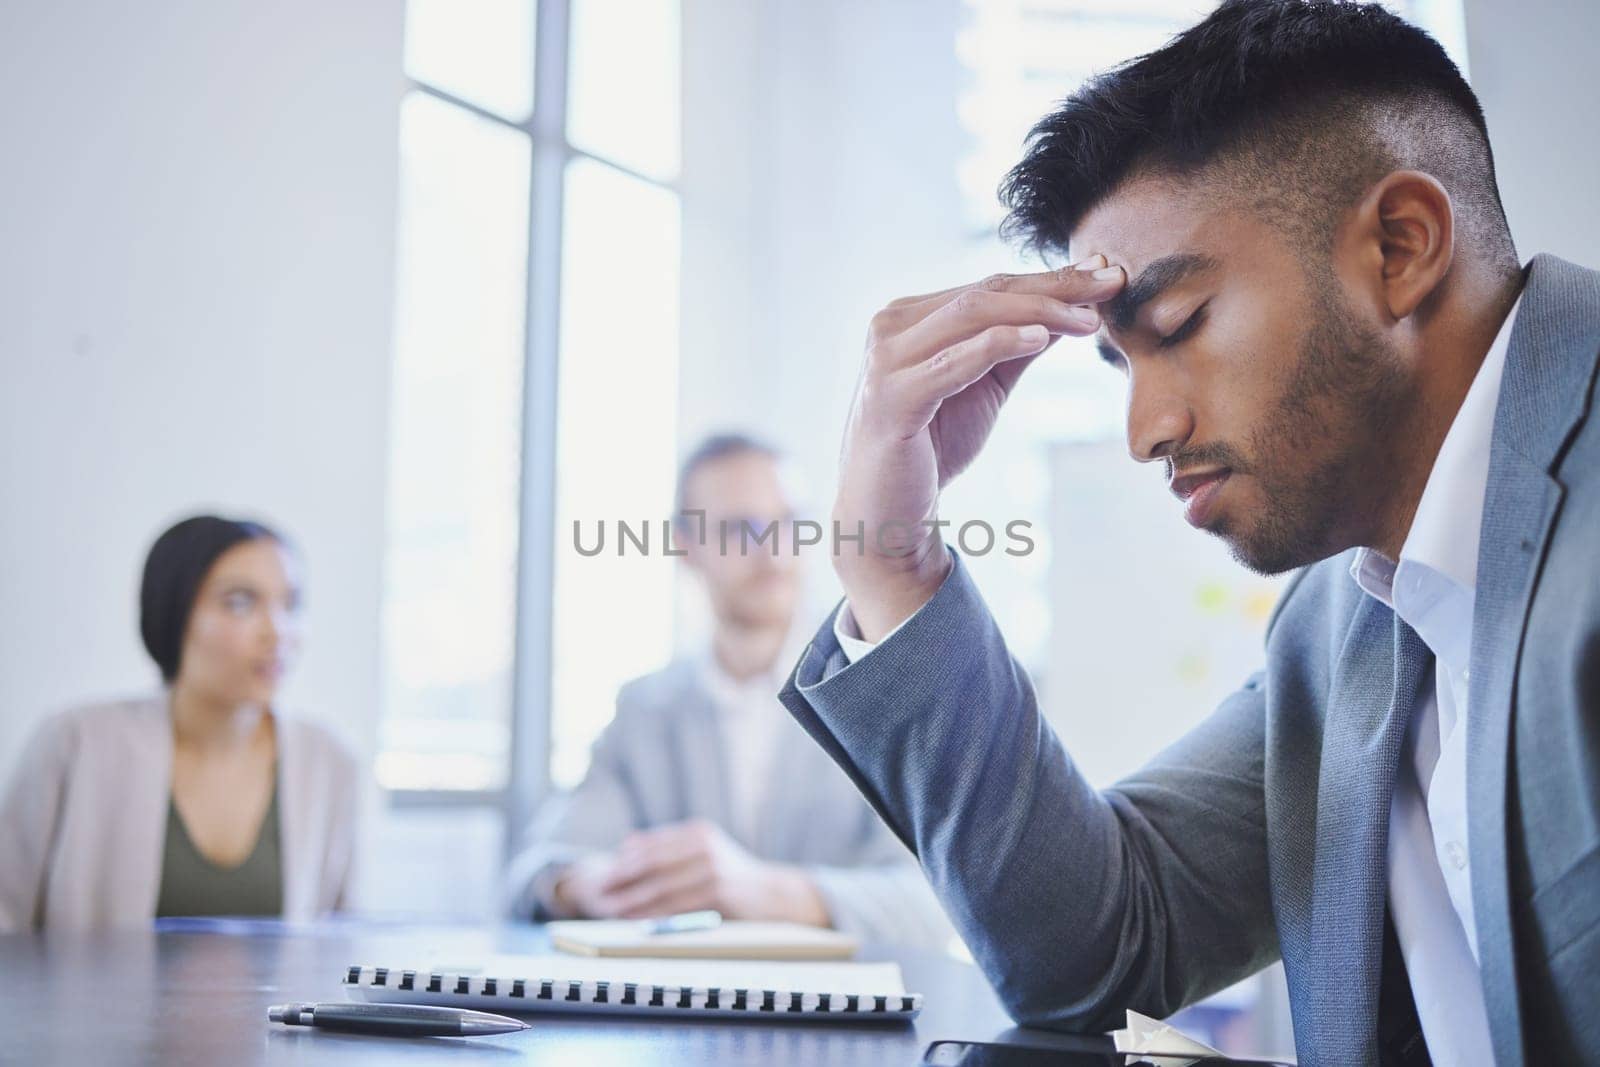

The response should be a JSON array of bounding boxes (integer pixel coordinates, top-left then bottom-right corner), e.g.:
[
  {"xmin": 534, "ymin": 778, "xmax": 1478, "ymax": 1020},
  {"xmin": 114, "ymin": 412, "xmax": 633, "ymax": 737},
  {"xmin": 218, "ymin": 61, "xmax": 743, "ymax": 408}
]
[
  {"xmin": 504, "ymin": 658, "xmax": 951, "ymax": 949},
  {"xmin": 779, "ymin": 255, "xmax": 1600, "ymax": 1065}
]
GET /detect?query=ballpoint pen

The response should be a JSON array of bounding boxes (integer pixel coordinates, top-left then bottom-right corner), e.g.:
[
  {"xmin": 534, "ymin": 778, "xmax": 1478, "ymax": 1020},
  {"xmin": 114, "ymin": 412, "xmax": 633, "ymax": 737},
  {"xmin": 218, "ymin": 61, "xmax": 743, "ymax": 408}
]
[
  {"xmin": 648, "ymin": 909, "xmax": 723, "ymax": 935},
  {"xmin": 268, "ymin": 1002, "xmax": 530, "ymax": 1037}
]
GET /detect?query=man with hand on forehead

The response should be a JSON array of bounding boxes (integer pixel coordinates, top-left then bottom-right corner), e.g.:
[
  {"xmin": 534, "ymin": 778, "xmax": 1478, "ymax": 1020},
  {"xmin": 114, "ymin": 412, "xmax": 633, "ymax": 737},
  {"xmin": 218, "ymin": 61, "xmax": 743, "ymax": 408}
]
[{"xmin": 779, "ymin": 2, "xmax": 1600, "ymax": 1064}]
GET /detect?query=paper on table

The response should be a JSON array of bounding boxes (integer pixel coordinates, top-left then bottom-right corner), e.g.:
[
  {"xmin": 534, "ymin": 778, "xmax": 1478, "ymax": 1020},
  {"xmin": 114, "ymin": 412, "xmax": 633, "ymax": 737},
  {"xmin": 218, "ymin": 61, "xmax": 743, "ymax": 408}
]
[
  {"xmin": 440, "ymin": 953, "xmax": 907, "ymax": 995},
  {"xmin": 1111, "ymin": 1009, "xmax": 1222, "ymax": 1066},
  {"xmin": 547, "ymin": 918, "xmax": 859, "ymax": 959}
]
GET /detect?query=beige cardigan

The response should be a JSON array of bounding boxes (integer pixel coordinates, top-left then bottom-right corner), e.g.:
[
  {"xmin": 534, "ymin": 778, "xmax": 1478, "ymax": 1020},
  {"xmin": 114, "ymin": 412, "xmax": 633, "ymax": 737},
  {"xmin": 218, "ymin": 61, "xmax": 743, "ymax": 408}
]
[{"xmin": 0, "ymin": 696, "xmax": 359, "ymax": 932}]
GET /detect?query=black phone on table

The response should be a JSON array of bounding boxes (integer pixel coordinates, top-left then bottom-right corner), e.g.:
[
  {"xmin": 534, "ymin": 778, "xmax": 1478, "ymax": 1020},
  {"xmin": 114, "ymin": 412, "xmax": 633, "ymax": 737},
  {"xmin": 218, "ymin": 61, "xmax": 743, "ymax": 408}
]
[{"xmin": 922, "ymin": 1039, "xmax": 1297, "ymax": 1066}]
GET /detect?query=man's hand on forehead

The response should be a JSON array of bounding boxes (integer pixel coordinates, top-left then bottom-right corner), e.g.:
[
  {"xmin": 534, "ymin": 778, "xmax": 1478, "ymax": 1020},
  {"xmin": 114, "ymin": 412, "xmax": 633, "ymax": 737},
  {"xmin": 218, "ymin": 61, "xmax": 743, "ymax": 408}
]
[
  {"xmin": 1024, "ymin": 252, "xmax": 1129, "ymax": 328},
  {"xmin": 874, "ymin": 254, "xmax": 1126, "ymax": 339},
  {"xmin": 831, "ymin": 254, "xmax": 1126, "ymax": 641},
  {"xmin": 975, "ymin": 253, "xmax": 1123, "ymax": 297}
]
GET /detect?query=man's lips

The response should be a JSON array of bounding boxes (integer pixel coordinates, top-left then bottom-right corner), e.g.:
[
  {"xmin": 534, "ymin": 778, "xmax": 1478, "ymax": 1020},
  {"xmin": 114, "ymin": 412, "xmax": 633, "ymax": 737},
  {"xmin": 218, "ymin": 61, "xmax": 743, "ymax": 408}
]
[{"xmin": 1169, "ymin": 467, "xmax": 1232, "ymax": 528}]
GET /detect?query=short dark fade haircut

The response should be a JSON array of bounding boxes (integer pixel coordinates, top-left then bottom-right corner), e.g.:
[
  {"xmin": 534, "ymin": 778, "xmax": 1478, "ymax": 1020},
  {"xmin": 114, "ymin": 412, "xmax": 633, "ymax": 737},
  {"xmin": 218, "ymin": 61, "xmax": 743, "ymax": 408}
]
[
  {"xmin": 673, "ymin": 432, "xmax": 782, "ymax": 517},
  {"xmin": 1000, "ymin": 0, "xmax": 1516, "ymax": 268},
  {"xmin": 140, "ymin": 514, "xmax": 286, "ymax": 683}
]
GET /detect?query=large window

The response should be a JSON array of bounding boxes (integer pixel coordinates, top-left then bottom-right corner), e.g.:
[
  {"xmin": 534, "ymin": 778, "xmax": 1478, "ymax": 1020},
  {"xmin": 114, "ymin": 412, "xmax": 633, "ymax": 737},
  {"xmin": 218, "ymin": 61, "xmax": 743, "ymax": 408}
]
[
  {"xmin": 550, "ymin": 157, "xmax": 681, "ymax": 788},
  {"xmin": 380, "ymin": 0, "xmax": 682, "ymax": 803}
]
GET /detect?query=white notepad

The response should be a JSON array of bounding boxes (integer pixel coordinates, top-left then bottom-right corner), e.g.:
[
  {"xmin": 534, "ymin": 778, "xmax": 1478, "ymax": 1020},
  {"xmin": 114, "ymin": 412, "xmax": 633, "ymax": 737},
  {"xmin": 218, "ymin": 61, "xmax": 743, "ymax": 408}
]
[
  {"xmin": 342, "ymin": 953, "xmax": 920, "ymax": 1023},
  {"xmin": 547, "ymin": 918, "xmax": 859, "ymax": 959}
]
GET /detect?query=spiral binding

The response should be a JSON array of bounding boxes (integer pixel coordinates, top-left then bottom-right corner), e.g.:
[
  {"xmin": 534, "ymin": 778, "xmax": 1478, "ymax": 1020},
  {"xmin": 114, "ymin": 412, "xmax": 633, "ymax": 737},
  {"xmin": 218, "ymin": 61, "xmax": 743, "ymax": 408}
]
[{"xmin": 340, "ymin": 965, "xmax": 920, "ymax": 1018}]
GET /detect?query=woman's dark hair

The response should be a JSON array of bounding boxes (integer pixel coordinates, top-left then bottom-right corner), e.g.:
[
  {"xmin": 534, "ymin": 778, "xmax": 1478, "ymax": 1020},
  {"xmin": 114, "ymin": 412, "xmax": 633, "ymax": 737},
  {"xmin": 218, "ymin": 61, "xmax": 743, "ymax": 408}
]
[{"xmin": 139, "ymin": 515, "xmax": 285, "ymax": 683}]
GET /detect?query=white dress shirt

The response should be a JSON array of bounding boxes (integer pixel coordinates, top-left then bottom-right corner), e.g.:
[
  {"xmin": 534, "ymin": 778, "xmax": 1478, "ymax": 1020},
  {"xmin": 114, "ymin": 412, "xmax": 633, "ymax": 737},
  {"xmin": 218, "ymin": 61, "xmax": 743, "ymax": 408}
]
[
  {"xmin": 694, "ymin": 642, "xmax": 795, "ymax": 846},
  {"xmin": 834, "ymin": 294, "xmax": 1522, "ymax": 1063},
  {"xmin": 834, "ymin": 604, "xmax": 907, "ymax": 663}
]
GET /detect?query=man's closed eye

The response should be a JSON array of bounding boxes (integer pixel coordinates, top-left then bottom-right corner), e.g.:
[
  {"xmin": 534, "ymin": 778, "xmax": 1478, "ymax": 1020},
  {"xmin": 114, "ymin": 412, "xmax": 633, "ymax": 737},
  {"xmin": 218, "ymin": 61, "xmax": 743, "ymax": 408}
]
[{"xmin": 1157, "ymin": 302, "xmax": 1209, "ymax": 349}]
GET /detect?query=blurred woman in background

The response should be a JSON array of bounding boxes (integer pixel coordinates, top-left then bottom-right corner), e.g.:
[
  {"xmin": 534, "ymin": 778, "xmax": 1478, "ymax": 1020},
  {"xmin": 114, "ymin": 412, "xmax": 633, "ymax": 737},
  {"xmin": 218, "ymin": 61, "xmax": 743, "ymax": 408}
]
[{"xmin": 0, "ymin": 515, "xmax": 358, "ymax": 930}]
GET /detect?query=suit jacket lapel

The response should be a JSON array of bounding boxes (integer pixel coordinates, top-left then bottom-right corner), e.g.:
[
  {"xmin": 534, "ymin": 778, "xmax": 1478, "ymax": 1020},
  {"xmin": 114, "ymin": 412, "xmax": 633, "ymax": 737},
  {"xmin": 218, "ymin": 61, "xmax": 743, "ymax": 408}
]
[
  {"xmin": 1467, "ymin": 254, "xmax": 1600, "ymax": 1067},
  {"xmin": 1304, "ymin": 608, "xmax": 1431, "ymax": 1065}
]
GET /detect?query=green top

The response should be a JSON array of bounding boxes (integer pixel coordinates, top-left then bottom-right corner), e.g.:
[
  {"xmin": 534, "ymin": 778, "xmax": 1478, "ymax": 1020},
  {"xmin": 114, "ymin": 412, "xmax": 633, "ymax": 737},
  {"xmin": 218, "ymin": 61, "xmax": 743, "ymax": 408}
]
[{"xmin": 154, "ymin": 784, "xmax": 283, "ymax": 918}]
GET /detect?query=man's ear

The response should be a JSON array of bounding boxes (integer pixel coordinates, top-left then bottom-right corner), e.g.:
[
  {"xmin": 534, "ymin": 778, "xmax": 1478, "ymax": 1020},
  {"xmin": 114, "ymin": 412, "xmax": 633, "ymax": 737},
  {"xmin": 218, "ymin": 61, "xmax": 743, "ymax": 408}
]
[{"xmin": 1359, "ymin": 169, "xmax": 1455, "ymax": 321}]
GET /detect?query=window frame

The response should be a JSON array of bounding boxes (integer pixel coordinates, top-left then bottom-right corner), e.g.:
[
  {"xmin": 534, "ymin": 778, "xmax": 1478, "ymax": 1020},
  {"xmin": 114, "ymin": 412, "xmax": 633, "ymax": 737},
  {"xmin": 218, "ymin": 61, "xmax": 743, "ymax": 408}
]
[{"xmin": 388, "ymin": 0, "xmax": 683, "ymax": 843}]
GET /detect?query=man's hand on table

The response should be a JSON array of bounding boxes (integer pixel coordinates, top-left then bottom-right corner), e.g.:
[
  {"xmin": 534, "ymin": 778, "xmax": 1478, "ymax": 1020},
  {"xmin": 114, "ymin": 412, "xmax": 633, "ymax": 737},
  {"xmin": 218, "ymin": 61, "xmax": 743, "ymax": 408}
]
[{"xmin": 553, "ymin": 819, "xmax": 830, "ymax": 926}]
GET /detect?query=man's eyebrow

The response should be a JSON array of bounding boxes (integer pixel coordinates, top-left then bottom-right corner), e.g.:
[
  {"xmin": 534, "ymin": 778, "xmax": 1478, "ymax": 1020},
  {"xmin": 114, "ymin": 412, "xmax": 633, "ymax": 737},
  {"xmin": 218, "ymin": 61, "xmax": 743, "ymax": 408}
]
[
  {"xmin": 1094, "ymin": 336, "xmax": 1123, "ymax": 367},
  {"xmin": 1103, "ymin": 252, "xmax": 1218, "ymax": 333}
]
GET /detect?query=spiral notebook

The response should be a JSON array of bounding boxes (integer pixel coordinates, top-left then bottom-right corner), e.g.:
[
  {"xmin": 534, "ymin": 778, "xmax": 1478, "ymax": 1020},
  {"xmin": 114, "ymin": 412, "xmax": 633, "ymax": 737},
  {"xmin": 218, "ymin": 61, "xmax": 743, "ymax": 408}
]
[{"xmin": 342, "ymin": 953, "xmax": 920, "ymax": 1023}]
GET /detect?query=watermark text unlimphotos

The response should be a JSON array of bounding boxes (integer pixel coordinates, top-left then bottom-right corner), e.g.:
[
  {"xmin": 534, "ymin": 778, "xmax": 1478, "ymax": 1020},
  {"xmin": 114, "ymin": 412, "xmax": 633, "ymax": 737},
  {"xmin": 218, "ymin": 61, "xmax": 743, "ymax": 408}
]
[{"xmin": 571, "ymin": 512, "xmax": 1036, "ymax": 558}]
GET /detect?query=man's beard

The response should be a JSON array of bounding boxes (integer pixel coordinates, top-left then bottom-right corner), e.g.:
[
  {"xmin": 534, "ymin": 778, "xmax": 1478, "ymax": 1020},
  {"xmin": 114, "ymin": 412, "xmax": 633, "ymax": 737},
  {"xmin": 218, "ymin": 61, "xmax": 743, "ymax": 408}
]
[{"xmin": 1212, "ymin": 280, "xmax": 1413, "ymax": 576}]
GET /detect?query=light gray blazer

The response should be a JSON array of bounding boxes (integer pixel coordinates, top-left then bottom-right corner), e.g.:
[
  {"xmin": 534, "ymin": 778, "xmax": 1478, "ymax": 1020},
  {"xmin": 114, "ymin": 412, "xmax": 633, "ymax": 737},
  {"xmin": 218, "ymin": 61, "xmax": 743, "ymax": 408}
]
[
  {"xmin": 0, "ymin": 696, "xmax": 360, "ymax": 931},
  {"xmin": 779, "ymin": 255, "xmax": 1600, "ymax": 1065},
  {"xmin": 504, "ymin": 658, "xmax": 952, "ymax": 949}
]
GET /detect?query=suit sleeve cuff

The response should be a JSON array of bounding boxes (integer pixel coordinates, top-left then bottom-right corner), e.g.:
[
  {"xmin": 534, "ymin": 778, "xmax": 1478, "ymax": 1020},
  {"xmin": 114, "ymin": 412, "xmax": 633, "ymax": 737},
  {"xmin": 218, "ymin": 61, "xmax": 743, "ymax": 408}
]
[
  {"xmin": 832, "ymin": 599, "xmax": 920, "ymax": 664},
  {"xmin": 831, "ymin": 546, "xmax": 952, "ymax": 664}
]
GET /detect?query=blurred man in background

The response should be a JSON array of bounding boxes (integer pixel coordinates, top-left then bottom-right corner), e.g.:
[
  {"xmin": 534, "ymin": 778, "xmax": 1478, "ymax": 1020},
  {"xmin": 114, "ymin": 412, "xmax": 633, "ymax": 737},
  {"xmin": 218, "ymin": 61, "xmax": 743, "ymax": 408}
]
[{"xmin": 505, "ymin": 433, "xmax": 949, "ymax": 949}]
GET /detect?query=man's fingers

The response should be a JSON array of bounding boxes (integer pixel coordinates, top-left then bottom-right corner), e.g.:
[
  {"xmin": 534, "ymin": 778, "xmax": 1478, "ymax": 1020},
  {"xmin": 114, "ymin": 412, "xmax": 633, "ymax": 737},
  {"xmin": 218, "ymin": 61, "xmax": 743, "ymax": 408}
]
[
  {"xmin": 882, "ymin": 254, "xmax": 1111, "ymax": 311},
  {"xmin": 871, "ymin": 258, "xmax": 1122, "ymax": 340},
  {"xmin": 602, "ymin": 862, "xmax": 714, "ymax": 918},
  {"xmin": 955, "ymin": 263, "xmax": 1123, "ymax": 309},
  {"xmin": 880, "ymin": 263, "xmax": 1056, "ymax": 310},
  {"xmin": 600, "ymin": 843, "xmax": 703, "ymax": 895},
  {"xmin": 612, "ymin": 821, "xmax": 709, "ymax": 878},
  {"xmin": 598, "ymin": 853, "xmax": 669, "ymax": 895},
  {"xmin": 876, "ymin": 286, "xmax": 1107, "ymax": 373},
  {"xmin": 912, "ymin": 324, "xmax": 1059, "ymax": 404},
  {"xmin": 615, "ymin": 884, "xmax": 718, "ymax": 921},
  {"xmin": 882, "ymin": 275, "xmax": 1000, "ymax": 310}
]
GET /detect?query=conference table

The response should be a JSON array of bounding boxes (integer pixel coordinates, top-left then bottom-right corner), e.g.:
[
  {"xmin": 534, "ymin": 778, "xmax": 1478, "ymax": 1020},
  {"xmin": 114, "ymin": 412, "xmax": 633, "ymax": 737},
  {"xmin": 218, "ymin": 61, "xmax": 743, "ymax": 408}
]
[{"xmin": 0, "ymin": 919, "xmax": 1124, "ymax": 1065}]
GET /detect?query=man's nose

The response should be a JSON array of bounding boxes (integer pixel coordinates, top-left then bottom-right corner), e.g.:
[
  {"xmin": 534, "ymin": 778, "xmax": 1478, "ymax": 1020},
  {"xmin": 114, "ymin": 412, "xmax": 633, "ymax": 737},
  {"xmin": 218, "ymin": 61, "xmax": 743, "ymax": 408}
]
[{"xmin": 1125, "ymin": 368, "xmax": 1194, "ymax": 463}]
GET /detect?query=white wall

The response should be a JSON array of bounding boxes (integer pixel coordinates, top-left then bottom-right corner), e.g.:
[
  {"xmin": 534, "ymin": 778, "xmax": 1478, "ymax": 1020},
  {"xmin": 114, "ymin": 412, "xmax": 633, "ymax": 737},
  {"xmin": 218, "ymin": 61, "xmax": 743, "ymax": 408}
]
[
  {"xmin": 0, "ymin": 1, "xmax": 403, "ymax": 786},
  {"xmin": 1464, "ymin": 0, "xmax": 1600, "ymax": 268},
  {"xmin": 678, "ymin": 0, "xmax": 982, "ymax": 623}
]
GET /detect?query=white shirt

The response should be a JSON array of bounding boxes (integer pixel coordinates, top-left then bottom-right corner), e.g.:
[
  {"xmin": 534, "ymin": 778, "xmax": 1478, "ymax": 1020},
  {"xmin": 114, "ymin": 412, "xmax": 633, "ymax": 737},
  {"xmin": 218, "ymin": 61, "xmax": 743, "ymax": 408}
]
[
  {"xmin": 835, "ymin": 605, "xmax": 907, "ymax": 663},
  {"xmin": 834, "ymin": 295, "xmax": 1523, "ymax": 1064},
  {"xmin": 694, "ymin": 643, "xmax": 793, "ymax": 846},
  {"xmin": 1346, "ymin": 292, "xmax": 1521, "ymax": 1066}
]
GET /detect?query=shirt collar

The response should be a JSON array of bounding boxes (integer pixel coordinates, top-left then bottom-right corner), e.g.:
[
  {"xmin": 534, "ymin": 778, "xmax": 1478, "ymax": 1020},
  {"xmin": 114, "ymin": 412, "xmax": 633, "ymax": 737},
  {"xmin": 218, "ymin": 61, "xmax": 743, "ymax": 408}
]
[
  {"xmin": 694, "ymin": 626, "xmax": 802, "ymax": 713},
  {"xmin": 1350, "ymin": 291, "xmax": 1522, "ymax": 660},
  {"xmin": 1397, "ymin": 290, "xmax": 1523, "ymax": 593}
]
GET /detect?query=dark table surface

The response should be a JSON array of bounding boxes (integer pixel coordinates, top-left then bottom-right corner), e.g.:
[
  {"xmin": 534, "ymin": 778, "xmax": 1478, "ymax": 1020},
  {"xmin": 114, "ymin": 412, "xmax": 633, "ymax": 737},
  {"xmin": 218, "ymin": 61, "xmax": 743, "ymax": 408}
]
[{"xmin": 0, "ymin": 920, "xmax": 1120, "ymax": 1066}]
